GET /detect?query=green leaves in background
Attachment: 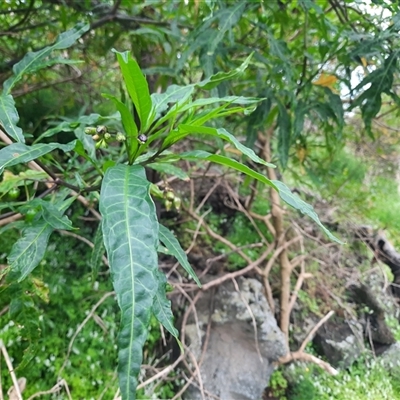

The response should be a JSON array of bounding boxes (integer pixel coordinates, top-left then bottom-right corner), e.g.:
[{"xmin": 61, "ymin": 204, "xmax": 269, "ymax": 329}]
[
  {"xmin": 8, "ymin": 198, "xmax": 75, "ymax": 282},
  {"xmin": 100, "ymin": 164, "xmax": 181, "ymax": 399},
  {"xmin": 0, "ymin": 23, "xmax": 89, "ymax": 143},
  {"xmin": 350, "ymin": 54, "xmax": 398, "ymax": 135},
  {"xmin": 176, "ymin": 124, "xmax": 275, "ymax": 167},
  {"xmin": 0, "ymin": 141, "xmax": 76, "ymax": 175},
  {"xmin": 0, "ymin": 94, "xmax": 24, "ymax": 143},
  {"xmin": 8, "ymin": 222, "xmax": 54, "ymax": 282},
  {"xmin": 3, "ymin": 23, "xmax": 89, "ymax": 95},
  {"xmin": 271, "ymin": 180, "xmax": 343, "ymax": 244}
]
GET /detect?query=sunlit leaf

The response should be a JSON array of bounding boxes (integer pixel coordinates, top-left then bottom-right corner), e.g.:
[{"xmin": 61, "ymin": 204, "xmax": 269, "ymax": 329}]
[{"xmin": 313, "ymin": 73, "xmax": 338, "ymax": 90}]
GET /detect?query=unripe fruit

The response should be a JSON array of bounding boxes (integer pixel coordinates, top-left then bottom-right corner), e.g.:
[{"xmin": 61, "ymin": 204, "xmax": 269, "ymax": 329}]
[
  {"xmin": 25, "ymin": 208, "xmax": 38, "ymax": 222},
  {"xmin": 173, "ymin": 197, "xmax": 181, "ymax": 211},
  {"xmin": 164, "ymin": 190, "xmax": 175, "ymax": 201},
  {"xmin": 116, "ymin": 132, "xmax": 126, "ymax": 142},
  {"xmin": 8, "ymin": 187, "xmax": 20, "ymax": 200}
]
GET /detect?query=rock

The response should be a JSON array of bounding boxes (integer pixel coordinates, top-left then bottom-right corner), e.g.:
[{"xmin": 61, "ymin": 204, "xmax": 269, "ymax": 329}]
[
  {"xmin": 313, "ymin": 319, "xmax": 364, "ymax": 368},
  {"xmin": 183, "ymin": 277, "xmax": 287, "ymax": 400},
  {"xmin": 379, "ymin": 342, "xmax": 400, "ymax": 371}
]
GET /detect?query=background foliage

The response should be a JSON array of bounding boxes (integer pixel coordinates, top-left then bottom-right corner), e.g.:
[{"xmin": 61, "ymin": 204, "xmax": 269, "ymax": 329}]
[{"xmin": 2, "ymin": 0, "xmax": 400, "ymax": 398}]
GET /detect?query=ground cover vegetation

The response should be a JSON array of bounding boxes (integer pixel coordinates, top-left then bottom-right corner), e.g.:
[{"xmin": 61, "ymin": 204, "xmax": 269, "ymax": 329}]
[{"xmin": 1, "ymin": 0, "xmax": 400, "ymax": 399}]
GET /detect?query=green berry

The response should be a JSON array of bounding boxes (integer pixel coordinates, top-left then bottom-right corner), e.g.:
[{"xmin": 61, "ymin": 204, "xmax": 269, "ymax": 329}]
[
  {"xmin": 8, "ymin": 187, "xmax": 20, "ymax": 200},
  {"xmin": 25, "ymin": 208, "xmax": 38, "ymax": 222}
]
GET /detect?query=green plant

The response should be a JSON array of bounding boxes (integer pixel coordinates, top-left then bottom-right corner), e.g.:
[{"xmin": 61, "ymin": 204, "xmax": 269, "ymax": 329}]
[
  {"xmin": 268, "ymin": 369, "xmax": 288, "ymax": 399},
  {"xmin": 0, "ymin": 24, "xmax": 340, "ymax": 399},
  {"xmin": 286, "ymin": 357, "xmax": 400, "ymax": 400}
]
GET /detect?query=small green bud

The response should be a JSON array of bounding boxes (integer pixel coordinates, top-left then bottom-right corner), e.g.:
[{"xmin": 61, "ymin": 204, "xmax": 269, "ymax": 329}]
[
  {"xmin": 165, "ymin": 199, "xmax": 173, "ymax": 212},
  {"xmin": 116, "ymin": 132, "xmax": 126, "ymax": 142},
  {"xmin": 95, "ymin": 138, "xmax": 108, "ymax": 149},
  {"xmin": 104, "ymin": 132, "xmax": 111, "ymax": 141},
  {"xmin": 164, "ymin": 190, "xmax": 175, "ymax": 201},
  {"xmin": 173, "ymin": 197, "xmax": 181, "ymax": 211},
  {"xmin": 138, "ymin": 134, "xmax": 148, "ymax": 144},
  {"xmin": 85, "ymin": 127, "xmax": 97, "ymax": 135}
]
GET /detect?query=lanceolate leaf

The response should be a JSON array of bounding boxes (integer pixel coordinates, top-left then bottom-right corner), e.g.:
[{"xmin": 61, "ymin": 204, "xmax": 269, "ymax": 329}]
[
  {"xmin": 196, "ymin": 53, "xmax": 253, "ymax": 90},
  {"xmin": 175, "ymin": 150, "xmax": 341, "ymax": 243},
  {"xmin": 152, "ymin": 269, "xmax": 181, "ymax": 349},
  {"xmin": 3, "ymin": 23, "xmax": 90, "ymax": 94},
  {"xmin": 40, "ymin": 201, "xmax": 74, "ymax": 230},
  {"xmin": 271, "ymin": 180, "xmax": 343, "ymax": 244},
  {"xmin": 177, "ymin": 150, "xmax": 277, "ymax": 189},
  {"xmin": 8, "ymin": 221, "xmax": 53, "ymax": 282},
  {"xmin": 207, "ymin": 2, "xmax": 247, "ymax": 55},
  {"xmin": 179, "ymin": 96, "xmax": 261, "ymax": 111},
  {"xmin": 8, "ymin": 196, "xmax": 76, "ymax": 282},
  {"xmin": 151, "ymin": 84, "xmax": 195, "ymax": 120},
  {"xmin": 0, "ymin": 94, "xmax": 25, "ymax": 142},
  {"xmin": 147, "ymin": 162, "xmax": 189, "ymax": 181},
  {"xmin": 99, "ymin": 164, "xmax": 159, "ymax": 400},
  {"xmin": 113, "ymin": 50, "xmax": 152, "ymax": 131},
  {"xmin": 0, "ymin": 141, "xmax": 76, "ymax": 175},
  {"xmin": 103, "ymin": 94, "xmax": 139, "ymax": 163},
  {"xmin": 158, "ymin": 224, "xmax": 201, "ymax": 287},
  {"xmin": 91, "ymin": 224, "xmax": 105, "ymax": 280},
  {"xmin": 177, "ymin": 124, "xmax": 275, "ymax": 167},
  {"xmin": 277, "ymin": 102, "xmax": 291, "ymax": 169}
]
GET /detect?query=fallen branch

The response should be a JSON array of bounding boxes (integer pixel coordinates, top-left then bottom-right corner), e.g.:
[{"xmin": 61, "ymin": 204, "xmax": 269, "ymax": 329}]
[{"xmin": 0, "ymin": 340, "xmax": 22, "ymax": 400}]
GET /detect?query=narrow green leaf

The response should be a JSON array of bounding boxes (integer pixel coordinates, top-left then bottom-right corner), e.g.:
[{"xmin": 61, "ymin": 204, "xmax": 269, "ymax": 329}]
[
  {"xmin": 40, "ymin": 201, "xmax": 74, "ymax": 230},
  {"xmin": 34, "ymin": 121, "xmax": 72, "ymax": 142},
  {"xmin": 176, "ymin": 151, "xmax": 341, "ymax": 244},
  {"xmin": 103, "ymin": 94, "xmax": 138, "ymax": 162},
  {"xmin": 152, "ymin": 269, "xmax": 181, "ymax": 347},
  {"xmin": 113, "ymin": 50, "xmax": 152, "ymax": 131},
  {"xmin": 0, "ymin": 170, "xmax": 47, "ymax": 193},
  {"xmin": 100, "ymin": 164, "xmax": 159, "ymax": 400},
  {"xmin": 91, "ymin": 224, "xmax": 105, "ymax": 281},
  {"xmin": 0, "ymin": 94, "xmax": 25, "ymax": 143},
  {"xmin": 277, "ymin": 102, "xmax": 291, "ymax": 169},
  {"xmin": 207, "ymin": 2, "xmax": 246, "ymax": 55},
  {"xmin": 8, "ymin": 221, "xmax": 54, "ymax": 282},
  {"xmin": 73, "ymin": 127, "xmax": 96, "ymax": 161},
  {"xmin": 3, "ymin": 23, "xmax": 90, "ymax": 94},
  {"xmin": 179, "ymin": 96, "xmax": 261, "ymax": 112},
  {"xmin": 196, "ymin": 53, "xmax": 253, "ymax": 90},
  {"xmin": 151, "ymin": 84, "xmax": 195, "ymax": 119},
  {"xmin": 177, "ymin": 124, "xmax": 275, "ymax": 168},
  {"xmin": 271, "ymin": 180, "xmax": 343, "ymax": 244},
  {"xmin": 158, "ymin": 224, "xmax": 201, "ymax": 287},
  {"xmin": 0, "ymin": 141, "xmax": 76, "ymax": 175},
  {"xmin": 147, "ymin": 162, "xmax": 189, "ymax": 181}
]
